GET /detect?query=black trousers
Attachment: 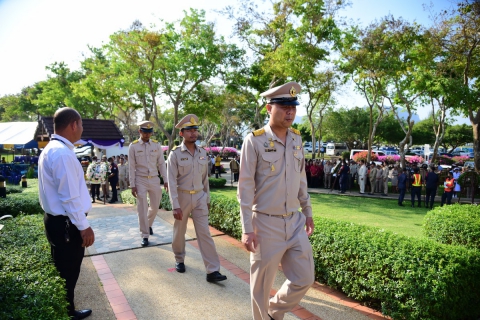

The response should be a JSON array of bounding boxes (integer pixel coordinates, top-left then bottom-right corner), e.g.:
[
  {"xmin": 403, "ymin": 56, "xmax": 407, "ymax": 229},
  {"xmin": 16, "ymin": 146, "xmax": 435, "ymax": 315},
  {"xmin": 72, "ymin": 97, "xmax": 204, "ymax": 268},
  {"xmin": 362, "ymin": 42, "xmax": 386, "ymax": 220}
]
[
  {"xmin": 425, "ymin": 187, "xmax": 437, "ymax": 208},
  {"xmin": 441, "ymin": 192, "xmax": 453, "ymax": 206},
  {"xmin": 411, "ymin": 186, "xmax": 422, "ymax": 206},
  {"xmin": 44, "ymin": 213, "xmax": 85, "ymax": 316},
  {"xmin": 109, "ymin": 179, "xmax": 118, "ymax": 201},
  {"xmin": 90, "ymin": 183, "xmax": 100, "ymax": 199},
  {"xmin": 398, "ymin": 187, "xmax": 406, "ymax": 204}
]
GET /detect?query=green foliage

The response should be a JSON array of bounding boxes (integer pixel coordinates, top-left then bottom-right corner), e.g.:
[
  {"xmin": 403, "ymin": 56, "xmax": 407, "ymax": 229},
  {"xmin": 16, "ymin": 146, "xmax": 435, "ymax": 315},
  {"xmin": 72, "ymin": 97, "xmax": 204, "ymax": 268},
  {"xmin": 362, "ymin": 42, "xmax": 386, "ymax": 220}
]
[
  {"xmin": 26, "ymin": 166, "xmax": 35, "ymax": 179},
  {"xmin": 6, "ymin": 185, "xmax": 23, "ymax": 194},
  {"xmin": 0, "ymin": 215, "xmax": 70, "ymax": 320},
  {"xmin": 208, "ymin": 194, "xmax": 242, "ymax": 240},
  {"xmin": 209, "ymin": 178, "xmax": 227, "ymax": 188},
  {"xmin": 424, "ymin": 204, "xmax": 480, "ymax": 250},
  {"xmin": 341, "ymin": 151, "xmax": 350, "ymax": 159},
  {"xmin": 120, "ymin": 189, "xmax": 172, "ymax": 211},
  {"xmin": 0, "ymin": 192, "xmax": 42, "ymax": 217},
  {"xmin": 311, "ymin": 217, "xmax": 480, "ymax": 320}
]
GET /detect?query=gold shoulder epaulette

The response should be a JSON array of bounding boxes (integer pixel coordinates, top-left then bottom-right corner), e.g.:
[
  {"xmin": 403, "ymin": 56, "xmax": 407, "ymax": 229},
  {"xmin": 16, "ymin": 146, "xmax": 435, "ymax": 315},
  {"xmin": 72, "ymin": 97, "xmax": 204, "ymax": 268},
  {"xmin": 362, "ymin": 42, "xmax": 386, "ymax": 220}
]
[
  {"xmin": 172, "ymin": 145, "xmax": 178, "ymax": 151},
  {"xmin": 132, "ymin": 140, "xmax": 139, "ymax": 144},
  {"xmin": 252, "ymin": 128, "xmax": 265, "ymax": 136},
  {"xmin": 151, "ymin": 139, "xmax": 158, "ymax": 143},
  {"xmin": 289, "ymin": 128, "xmax": 300, "ymax": 135}
]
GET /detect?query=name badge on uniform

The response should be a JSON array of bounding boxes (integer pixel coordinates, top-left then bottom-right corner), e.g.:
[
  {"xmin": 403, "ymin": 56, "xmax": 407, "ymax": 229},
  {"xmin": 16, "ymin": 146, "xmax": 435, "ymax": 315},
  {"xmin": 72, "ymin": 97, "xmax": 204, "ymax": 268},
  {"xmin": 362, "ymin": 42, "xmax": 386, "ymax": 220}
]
[
  {"xmin": 293, "ymin": 145, "xmax": 301, "ymax": 150},
  {"xmin": 265, "ymin": 148, "xmax": 276, "ymax": 152},
  {"xmin": 181, "ymin": 158, "xmax": 188, "ymax": 161}
]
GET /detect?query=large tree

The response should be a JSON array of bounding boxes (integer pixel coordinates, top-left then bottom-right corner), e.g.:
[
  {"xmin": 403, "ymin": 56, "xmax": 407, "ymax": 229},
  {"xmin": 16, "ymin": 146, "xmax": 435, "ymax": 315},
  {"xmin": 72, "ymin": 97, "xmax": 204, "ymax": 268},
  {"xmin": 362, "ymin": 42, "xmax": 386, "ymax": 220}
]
[{"xmin": 438, "ymin": 0, "xmax": 480, "ymax": 170}]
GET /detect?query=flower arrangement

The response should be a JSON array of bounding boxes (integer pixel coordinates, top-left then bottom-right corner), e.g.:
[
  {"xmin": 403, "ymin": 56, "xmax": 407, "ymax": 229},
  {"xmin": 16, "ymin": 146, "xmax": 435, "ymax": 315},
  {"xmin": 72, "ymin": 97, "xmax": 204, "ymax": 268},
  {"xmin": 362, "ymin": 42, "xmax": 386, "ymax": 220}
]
[
  {"xmin": 377, "ymin": 155, "xmax": 400, "ymax": 164},
  {"xmin": 452, "ymin": 156, "xmax": 469, "ymax": 165},
  {"xmin": 352, "ymin": 151, "xmax": 378, "ymax": 163}
]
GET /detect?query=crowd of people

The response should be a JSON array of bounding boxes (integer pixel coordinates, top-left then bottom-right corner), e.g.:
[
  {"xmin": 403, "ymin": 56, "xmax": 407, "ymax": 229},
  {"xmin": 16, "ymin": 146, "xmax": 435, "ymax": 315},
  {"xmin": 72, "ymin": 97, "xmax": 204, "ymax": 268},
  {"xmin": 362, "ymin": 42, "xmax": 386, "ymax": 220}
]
[{"xmin": 305, "ymin": 157, "xmax": 467, "ymax": 209}]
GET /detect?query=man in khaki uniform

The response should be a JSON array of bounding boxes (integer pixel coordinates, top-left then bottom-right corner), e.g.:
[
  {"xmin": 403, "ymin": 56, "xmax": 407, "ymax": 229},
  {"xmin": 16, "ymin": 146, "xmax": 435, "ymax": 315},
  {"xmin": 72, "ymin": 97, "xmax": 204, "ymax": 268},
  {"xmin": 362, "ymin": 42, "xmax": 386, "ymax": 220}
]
[
  {"xmin": 167, "ymin": 114, "xmax": 227, "ymax": 282},
  {"xmin": 117, "ymin": 157, "xmax": 129, "ymax": 190},
  {"xmin": 382, "ymin": 162, "xmax": 389, "ymax": 196},
  {"xmin": 129, "ymin": 121, "xmax": 168, "ymax": 247},
  {"xmin": 358, "ymin": 160, "xmax": 367, "ymax": 194},
  {"xmin": 238, "ymin": 82, "xmax": 315, "ymax": 320},
  {"xmin": 323, "ymin": 160, "xmax": 332, "ymax": 188}
]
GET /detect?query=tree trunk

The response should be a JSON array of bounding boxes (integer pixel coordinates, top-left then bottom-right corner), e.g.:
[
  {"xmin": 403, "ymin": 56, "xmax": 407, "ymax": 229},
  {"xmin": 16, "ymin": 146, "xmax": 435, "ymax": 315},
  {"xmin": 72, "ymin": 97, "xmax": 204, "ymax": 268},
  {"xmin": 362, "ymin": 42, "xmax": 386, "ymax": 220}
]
[{"xmin": 473, "ymin": 122, "xmax": 480, "ymax": 173}]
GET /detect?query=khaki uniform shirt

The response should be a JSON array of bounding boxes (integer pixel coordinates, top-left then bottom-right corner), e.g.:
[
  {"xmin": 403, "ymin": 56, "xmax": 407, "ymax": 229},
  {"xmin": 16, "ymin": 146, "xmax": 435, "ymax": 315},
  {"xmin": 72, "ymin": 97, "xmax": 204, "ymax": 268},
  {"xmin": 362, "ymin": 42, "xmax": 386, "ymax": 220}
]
[
  {"xmin": 324, "ymin": 164, "xmax": 332, "ymax": 174},
  {"xmin": 382, "ymin": 166, "xmax": 389, "ymax": 179},
  {"xmin": 167, "ymin": 143, "xmax": 210, "ymax": 209},
  {"xmin": 237, "ymin": 125, "xmax": 312, "ymax": 234},
  {"xmin": 369, "ymin": 167, "xmax": 377, "ymax": 180},
  {"xmin": 128, "ymin": 138, "xmax": 167, "ymax": 188},
  {"xmin": 118, "ymin": 163, "xmax": 129, "ymax": 177}
]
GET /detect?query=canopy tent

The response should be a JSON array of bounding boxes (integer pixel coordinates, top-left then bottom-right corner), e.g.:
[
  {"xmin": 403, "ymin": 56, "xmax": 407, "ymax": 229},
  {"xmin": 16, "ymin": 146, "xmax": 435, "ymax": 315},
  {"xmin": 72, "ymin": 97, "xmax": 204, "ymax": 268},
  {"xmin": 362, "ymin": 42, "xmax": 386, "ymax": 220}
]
[
  {"xmin": 0, "ymin": 122, "xmax": 38, "ymax": 149},
  {"xmin": 38, "ymin": 117, "xmax": 125, "ymax": 148}
]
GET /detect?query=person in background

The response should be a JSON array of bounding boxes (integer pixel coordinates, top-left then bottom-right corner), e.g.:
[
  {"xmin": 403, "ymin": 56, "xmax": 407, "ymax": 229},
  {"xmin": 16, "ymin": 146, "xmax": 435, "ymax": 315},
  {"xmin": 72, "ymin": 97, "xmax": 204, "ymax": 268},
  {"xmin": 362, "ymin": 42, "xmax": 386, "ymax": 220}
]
[
  {"xmin": 425, "ymin": 166, "xmax": 439, "ymax": 209},
  {"xmin": 215, "ymin": 154, "xmax": 222, "ymax": 178},
  {"xmin": 305, "ymin": 159, "xmax": 312, "ymax": 187},
  {"xmin": 86, "ymin": 156, "xmax": 105, "ymax": 203},
  {"xmin": 310, "ymin": 161, "xmax": 320, "ymax": 188},
  {"xmin": 375, "ymin": 164, "xmax": 383, "ymax": 194},
  {"xmin": 338, "ymin": 159, "xmax": 350, "ymax": 194},
  {"xmin": 117, "ymin": 157, "xmax": 129, "ymax": 191},
  {"xmin": 368, "ymin": 163, "xmax": 377, "ymax": 195},
  {"xmin": 38, "ymin": 107, "xmax": 95, "ymax": 320},
  {"xmin": 391, "ymin": 165, "xmax": 399, "ymax": 193},
  {"xmin": 107, "ymin": 157, "xmax": 118, "ymax": 204},
  {"xmin": 100, "ymin": 155, "xmax": 110, "ymax": 200},
  {"xmin": 381, "ymin": 162, "xmax": 389, "ymax": 196},
  {"xmin": 349, "ymin": 160, "xmax": 358, "ymax": 191},
  {"xmin": 358, "ymin": 160, "xmax": 367, "ymax": 194},
  {"xmin": 452, "ymin": 167, "xmax": 461, "ymax": 198},
  {"xmin": 410, "ymin": 167, "xmax": 423, "ymax": 208},
  {"xmin": 229, "ymin": 155, "xmax": 240, "ymax": 182},
  {"xmin": 323, "ymin": 160, "xmax": 332, "ymax": 189},
  {"xmin": 397, "ymin": 168, "xmax": 407, "ymax": 206},
  {"xmin": 441, "ymin": 171, "xmax": 456, "ymax": 206}
]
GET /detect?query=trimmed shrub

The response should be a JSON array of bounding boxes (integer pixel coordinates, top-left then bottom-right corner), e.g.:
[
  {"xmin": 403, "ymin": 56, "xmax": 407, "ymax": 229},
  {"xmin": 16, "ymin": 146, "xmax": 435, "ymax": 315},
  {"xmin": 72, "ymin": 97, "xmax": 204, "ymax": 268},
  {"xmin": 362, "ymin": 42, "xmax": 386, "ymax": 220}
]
[
  {"xmin": 0, "ymin": 215, "xmax": 69, "ymax": 319},
  {"xmin": 6, "ymin": 185, "xmax": 23, "ymax": 194},
  {"xmin": 424, "ymin": 204, "xmax": 480, "ymax": 250},
  {"xmin": 209, "ymin": 178, "xmax": 227, "ymax": 188},
  {"xmin": 341, "ymin": 151, "xmax": 350, "ymax": 160},
  {"xmin": 209, "ymin": 194, "xmax": 242, "ymax": 240},
  {"xmin": 311, "ymin": 218, "xmax": 480, "ymax": 320},
  {"xmin": 120, "ymin": 189, "xmax": 172, "ymax": 211},
  {"xmin": 0, "ymin": 193, "xmax": 42, "ymax": 217}
]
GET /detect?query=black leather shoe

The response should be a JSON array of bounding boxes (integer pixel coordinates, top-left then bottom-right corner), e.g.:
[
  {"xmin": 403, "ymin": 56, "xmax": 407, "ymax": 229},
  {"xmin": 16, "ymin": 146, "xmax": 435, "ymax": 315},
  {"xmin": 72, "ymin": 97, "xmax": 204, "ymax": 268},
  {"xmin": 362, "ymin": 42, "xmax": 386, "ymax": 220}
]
[
  {"xmin": 96, "ymin": 197, "xmax": 102, "ymax": 201},
  {"xmin": 108, "ymin": 200, "xmax": 116, "ymax": 204},
  {"xmin": 175, "ymin": 262, "xmax": 186, "ymax": 273},
  {"xmin": 91, "ymin": 200, "xmax": 95, "ymax": 203},
  {"xmin": 72, "ymin": 309, "xmax": 92, "ymax": 320},
  {"xmin": 206, "ymin": 271, "xmax": 227, "ymax": 282},
  {"xmin": 141, "ymin": 238, "xmax": 149, "ymax": 247},
  {"xmin": 149, "ymin": 227, "xmax": 153, "ymax": 235}
]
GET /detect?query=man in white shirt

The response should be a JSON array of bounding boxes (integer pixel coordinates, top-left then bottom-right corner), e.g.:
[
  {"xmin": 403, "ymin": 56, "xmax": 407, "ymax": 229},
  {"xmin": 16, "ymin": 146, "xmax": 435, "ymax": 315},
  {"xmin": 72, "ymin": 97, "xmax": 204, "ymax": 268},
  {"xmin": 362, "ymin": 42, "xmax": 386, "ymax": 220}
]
[
  {"xmin": 38, "ymin": 107, "xmax": 95, "ymax": 320},
  {"xmin": 358, "ymin": 160, "xmax": 367, "ymax": 194}
]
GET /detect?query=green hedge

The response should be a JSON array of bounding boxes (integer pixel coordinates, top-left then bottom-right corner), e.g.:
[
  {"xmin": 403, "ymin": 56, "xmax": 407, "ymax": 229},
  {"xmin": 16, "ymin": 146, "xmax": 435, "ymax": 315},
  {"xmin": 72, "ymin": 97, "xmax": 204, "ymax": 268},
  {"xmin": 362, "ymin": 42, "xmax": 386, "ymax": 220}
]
[
  {"xmin": 208, "ymin": 196, "xmax": 480, "ymax": 320},
  {"xmin": 209, "ymin": 177, "xmax": 227, "ymax": 188},
  {"xmin": 311, "ymin": 218, "xmax": 480, "ymax": 320},
  {"xmin": 6, "ymin": 185, "xmax": 23, "ymax": 194},
  {"xmin": 0, "ymin": 215, "xmax": 69, "ymax": 320},
  {"xmin": 424, "ymin": 204, "xmax": 480, "ymax": 250},
  {"xmin": 120, "ymin": 189, "xmax": 172, "ymax": 211},
  {"xmin": 0, "ymin": 193, "xmax": 42, "ymax": 217},
  {"xmin": 209, "ymin": 194, "xmax": 242, "ymax": 239}
]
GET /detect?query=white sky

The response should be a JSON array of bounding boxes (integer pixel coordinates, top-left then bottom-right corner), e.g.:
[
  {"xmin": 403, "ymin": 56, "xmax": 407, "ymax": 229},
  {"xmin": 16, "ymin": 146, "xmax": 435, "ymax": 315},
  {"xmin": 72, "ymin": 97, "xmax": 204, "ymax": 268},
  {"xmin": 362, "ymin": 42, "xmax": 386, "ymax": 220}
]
[{"xmin": 0, "ymin": 0, "xmax": 467, "ymax": 123}]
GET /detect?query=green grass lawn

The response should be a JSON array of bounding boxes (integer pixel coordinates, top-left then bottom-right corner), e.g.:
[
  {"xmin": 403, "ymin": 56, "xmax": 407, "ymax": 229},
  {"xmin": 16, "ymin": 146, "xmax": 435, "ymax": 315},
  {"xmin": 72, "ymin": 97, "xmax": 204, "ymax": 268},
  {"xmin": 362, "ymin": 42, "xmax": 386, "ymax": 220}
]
[{"xmin": 211, "ymin": 187, "xmax": 427, "ymax": 238}]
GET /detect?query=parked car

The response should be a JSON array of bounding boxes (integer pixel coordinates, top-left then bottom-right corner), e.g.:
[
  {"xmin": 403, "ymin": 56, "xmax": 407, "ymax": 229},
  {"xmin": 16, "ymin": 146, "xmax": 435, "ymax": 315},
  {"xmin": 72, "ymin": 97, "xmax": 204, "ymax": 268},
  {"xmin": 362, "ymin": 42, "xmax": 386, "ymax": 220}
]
[
  {"xmin": 461, "ymin": 152, "xmax": 474, "ymax": 158},
  {"xmin": 304, "ymin": 146, "xmax": 317, "ymax": 153},
  {"xmin": 439, "ymin": 152, "xmax": 453, "ymax": 158},
  {"xmin": 464, "ymin": 161, "xmax": 475, "ymax": 169},
  {"xmin": 74, "ymin": 145, "xmax": 92, "ymax": 159}
]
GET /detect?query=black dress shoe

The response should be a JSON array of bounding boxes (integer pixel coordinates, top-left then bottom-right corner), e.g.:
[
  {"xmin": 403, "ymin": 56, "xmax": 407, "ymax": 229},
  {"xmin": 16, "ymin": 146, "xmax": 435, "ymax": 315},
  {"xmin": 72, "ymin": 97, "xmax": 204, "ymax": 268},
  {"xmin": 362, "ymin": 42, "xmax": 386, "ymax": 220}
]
[
  {"xmin": 91, "ymin": 200, "xmax": 95, "ymax": 203},
  {"xmin": 141, "ymin": 238, "xmax": 149, "ymax": 247},
  {"xmin": 175, "ymin": 262, "xmax": 186, "ymax": 273},
  {"xmin": 108, "ymin": 200, "xmax": 116, "ymax": 204},
  {"xmin": 72, "ymin": 309, "xmax": 92, "ymax": 320},
  {"xmin": 149, "ymin": 227, "xmax": 153, "ymax": 235},
  {"xmin": 206, "ymin": 271, "xmax": 227, "ymax": 282},
  {"xmin": 96, "ymin": 197, "xmax": 102, "ymax": 201}
]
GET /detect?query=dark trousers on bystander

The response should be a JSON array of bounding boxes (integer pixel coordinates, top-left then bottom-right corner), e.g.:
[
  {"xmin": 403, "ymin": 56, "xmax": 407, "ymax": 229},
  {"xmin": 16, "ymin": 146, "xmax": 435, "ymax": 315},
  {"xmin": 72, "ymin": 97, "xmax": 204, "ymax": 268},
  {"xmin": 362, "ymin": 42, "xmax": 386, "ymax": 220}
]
[{"xmin": 44, "ymin": 213, "xmax": 85, "ymax": 317}]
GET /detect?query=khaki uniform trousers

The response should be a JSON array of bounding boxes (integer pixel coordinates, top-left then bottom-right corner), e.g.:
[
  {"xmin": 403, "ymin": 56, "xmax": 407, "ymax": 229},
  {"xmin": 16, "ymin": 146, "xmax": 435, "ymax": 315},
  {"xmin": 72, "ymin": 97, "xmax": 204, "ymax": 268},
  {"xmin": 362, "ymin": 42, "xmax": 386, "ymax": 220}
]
[
  {"xmin": 172, "ymin": 191, "xmax": 220, "ymax": 274},
  {"xmin": 250, "ymin": 212, "xmax": 314, "ymax": 320},
  {"xmin": 369, "ymin": 178, "xmax": 375, "ymax": 193},
  {"xmin": 359, "ymin": 176, "xmax": 366, "ymax": 193},
  {"xmin": 135, "ymin": 176, "xmax": 162, "ymax": 238},
  {"xmin": 119, "ymin": 174, "xmax": 128, "ymax": 190},
  {"xmin": 383, "ymin": 179, "xmax": 389, "ymax": 195}
]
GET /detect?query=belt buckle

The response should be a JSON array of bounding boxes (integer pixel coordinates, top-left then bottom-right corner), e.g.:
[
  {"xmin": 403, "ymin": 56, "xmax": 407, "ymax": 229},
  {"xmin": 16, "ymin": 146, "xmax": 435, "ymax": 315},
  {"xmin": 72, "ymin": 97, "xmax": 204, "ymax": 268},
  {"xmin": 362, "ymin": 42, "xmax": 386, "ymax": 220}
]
[
  {"xmin": 189, "ymin": 190, "xmax": 195, "ymax": 194},
  {"xmin": 147, "ymin": 176, "xmax": 151, "ymax": 179}
]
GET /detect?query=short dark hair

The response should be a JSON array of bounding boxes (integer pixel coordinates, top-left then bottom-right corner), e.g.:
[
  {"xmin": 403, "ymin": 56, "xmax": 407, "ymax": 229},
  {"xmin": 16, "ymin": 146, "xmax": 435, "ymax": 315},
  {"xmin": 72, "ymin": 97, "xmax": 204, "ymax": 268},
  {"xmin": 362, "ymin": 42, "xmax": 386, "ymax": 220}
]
[{"xmin": 54, "ymin": 107, "xmax": 80, "ymax": 132}]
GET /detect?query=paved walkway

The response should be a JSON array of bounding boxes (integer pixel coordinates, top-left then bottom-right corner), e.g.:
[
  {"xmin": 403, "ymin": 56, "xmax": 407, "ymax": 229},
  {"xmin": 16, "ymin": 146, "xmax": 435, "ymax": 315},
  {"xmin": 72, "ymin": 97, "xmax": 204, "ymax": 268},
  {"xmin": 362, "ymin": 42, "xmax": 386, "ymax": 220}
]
[{"xmin": 75, "ymin": 204, "xmax": 387, "ymax": 320}]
